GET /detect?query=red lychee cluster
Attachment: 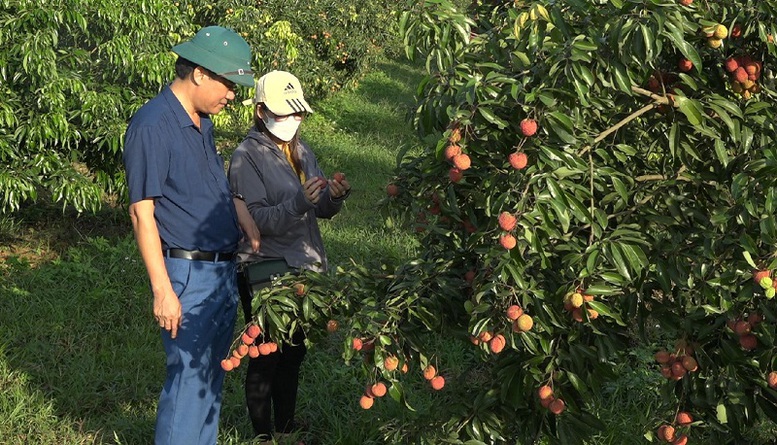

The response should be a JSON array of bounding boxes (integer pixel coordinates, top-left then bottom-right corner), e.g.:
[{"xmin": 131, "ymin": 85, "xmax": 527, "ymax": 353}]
[
  {"xmin": 656, "ymin": 411, "xmax": 694, "ymax": 444},
  {"xmin": 498, "ymin": 211, "xmax": 518, "ymax": 250},
  {"xmin": 359, "ymin": 380, "xmax": 388, "ymax": 409},
  {"xmin": 423, "ymin": 364, "xmax": 445, "ymax": 390},
  {"xmin": 562, "ymin": 291, "xmax": 598, "ymax": 322},
  {"xmin": 654, "ymin": 340, "xmax": 698, "ymax": 381},
  {"xmin": 222, "ymin": 323, "xmax": 278, "ymax": 371},
  {"xmin": 753, "ymin": 269, "xmax": 776, "ymax": 299},
  {"xmin": 537, "ymin": 385, "xmax": 565, "ymax": 415},
  {"xmin": 727, "ymin": 312, "xmax": 762, "ymax": 351},
  {"xmin": 724, "ymin": 54, "xmax": 762, "ymax": 100}
]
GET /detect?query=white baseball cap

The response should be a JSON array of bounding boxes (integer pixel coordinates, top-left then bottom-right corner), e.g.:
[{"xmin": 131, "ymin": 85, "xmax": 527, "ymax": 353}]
[{"xmin": 242, "ymin": 70, "xmax": 313, "ymax": 115}]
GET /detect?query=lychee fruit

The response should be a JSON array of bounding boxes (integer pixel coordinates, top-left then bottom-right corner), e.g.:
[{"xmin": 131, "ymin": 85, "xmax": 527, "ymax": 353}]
[
  {"xmin": 248, "ymin": 345, "xmax": 260, "ymax": 358},
  {"xmin": 333, "ymin": 172, "xmax": 345, "ymax": 183},
  {"xmin": 506, "ymin": 304, "xmax": 523, "ymax": 321},
  {"xmin": 740, "ymin": 334, "xmax": 757, "ymax": 350},
  {"xmin": 679, "ymin": 0, "xmax": 692, "ymax": 5},
  {"xmin": 500, "ymin": 233, "xmax": 517, "ymax": 250},
  {"xmin": 386, "ymin": 183, "xmax": 399, "ymax": 197},
  {"xmin": 384, "ymin": 356, "xmax": 399, "ymax": 371},
  {"xmin": 724, "ymin": 58, "xmax": 739, "ymax": 73},
  {"xmin": 713, "ymin": 24, "xmax": 728, "ymax": 39},
  {"xmin": 370, "ymin": 382, "xmax": 387, "ymax": 398},
  {"xmin": 673, "ymin": 434, "xmax": 688, "ymax": 445},
  {"xmin": 445, "ymin": 144, "xmax": 462, "ymax": 160},
  {"xmin": 548, "ymin": 398, "xmax": 566, "ymax": 415},
  {"xmin": 448, "ymin": 127, "xmax": 462, "ymax": 144},
  {"xmin": 569, "ymin": 292, "xmax": 584, "ymax": 308},
  {"xmin": 489, "ymin": 334, "xmax": 506, "ymax": 354},
  {"xmin": 258, "ymin": 342, "xmax": 273, "ymax": 355},
  {"xmin": 430, "ymin": 375, "xmax": 445, "ymax": 390},
  {"xmin": 423, "ymin": 365, "xmax": 437, "ymax": 380},
  {"xmin": 246, "ymin": 324, "xmax": 261, "ymax": 338},
  {"xmin": 514, "ymin": 314, "xmax": 534, "ymax": 332},
  {"xmin": 655, "ymin": 350, "xmax": 671, "ymax": 364},
  {"xmin": 735, "ymin": 67, "xmax": 749, "ymax": 83},
  {"xmin": 734, "ymin": 320, "xmax": 752, "ymax": 335},
  {"xmin": 768, "ymin": 371, "xmax": 777, "ymax": 389},
  {"xmin": 508, "ymin": 152, "xmax": 528, "ymax": 170},
  {"xmin": 352, "ymin": 338, "xmax": 363, "ymax": 351},
  {"xmin": 678, "ymin": 58, "xmax": 693, "ymax": 72},
  {"xmin": 498, "ymin": 212, "xmax": 517, "ymax": 231},
  {"xmin": 359, "ymin": 394, "xmax": 374, "ymax": 409},
  {"xmin": 520, "ymin": 118, "xmax": 538, "ymax": 137},
  {"xmin": 326, "ymin": 319, "xmax": 339, "ymax": 333},
  {"xmin": 478, "ymin": 331, "xmax": 493, "ymax": 343},
  {"xmin": 658, "ymin": 424, "xmax": 676, "ymax": 442},
  {"xmin": 221, "ymin": 359, "xmax": 235, "ymax": 372},
  {"xmin": 538, "ymin": 385, "xmax": 554, "ymax": 401},
  {"xmin": 681, "ymin": 356, "xmax": 698, "ymax": 372},
  {"xmin": 449, "ymin": 167, "xmax": 463, "ymax": 183},
  {"xmin": 754, "ymin": 269, "xmax": 770, "ymax": 283},
  {"xmin": 671, "ymin": 362, "xmax": 687, "ymax": 379},
  {"xmin": 452, "ymin": 153, "xmax": 471, "ymax": 170},
  {"xmin": 676, "ymin": 411, "xmax": 693, "ymax": 426}
]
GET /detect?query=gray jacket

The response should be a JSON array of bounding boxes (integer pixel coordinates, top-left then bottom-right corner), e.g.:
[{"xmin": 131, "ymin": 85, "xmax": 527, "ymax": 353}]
[{"xmin": 228, "ymin": 128, "xmax": 347, "ymax": 272}]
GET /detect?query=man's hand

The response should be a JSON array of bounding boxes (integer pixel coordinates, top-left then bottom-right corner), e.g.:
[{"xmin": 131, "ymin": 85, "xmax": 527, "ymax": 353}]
[
  {"xmin": 234, "ymin": 197, "xmax": 261, "ymax": 252},
  {"xmin": 153, "ymin": 286, "xmax": 182, "ymax": 338}
]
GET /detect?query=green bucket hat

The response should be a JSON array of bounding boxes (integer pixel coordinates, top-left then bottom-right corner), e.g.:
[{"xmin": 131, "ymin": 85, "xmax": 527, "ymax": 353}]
[{"xmin": 172, "ymin": 26, "xmax": 254, "ymax": 87}]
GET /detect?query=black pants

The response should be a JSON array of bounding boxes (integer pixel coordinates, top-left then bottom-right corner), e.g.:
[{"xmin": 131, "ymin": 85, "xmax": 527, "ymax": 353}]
[{"xmin": 238, "ymin": 273, "xmax": 307, "ymax": 438}]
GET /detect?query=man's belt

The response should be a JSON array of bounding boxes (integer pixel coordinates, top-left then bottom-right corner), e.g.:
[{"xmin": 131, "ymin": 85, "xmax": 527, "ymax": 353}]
[{"xmin": 164, "ymin": 249, "xmax": 236, "ymax": 262}]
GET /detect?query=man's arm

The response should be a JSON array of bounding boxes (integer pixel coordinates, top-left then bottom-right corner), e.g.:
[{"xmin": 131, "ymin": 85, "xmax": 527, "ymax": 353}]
[
  {"xmin": 233, "ymin": 197, "xmax": 261, "ymax": 252},
  {"xmin": 129, "ymin": 199, "xmax": 182, "ymax": 339}
]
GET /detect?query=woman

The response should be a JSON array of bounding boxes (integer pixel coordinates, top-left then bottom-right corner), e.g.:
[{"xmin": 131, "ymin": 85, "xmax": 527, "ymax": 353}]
[{"xmin": 228, "ymin": 70, "xmax": 350, "ymax": 443}]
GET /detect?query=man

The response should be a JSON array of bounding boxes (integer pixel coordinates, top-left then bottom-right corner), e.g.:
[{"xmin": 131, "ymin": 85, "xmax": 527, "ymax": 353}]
[{"xmin": 123, "ymin": 26, "xmax": 261, "ymax": 445}]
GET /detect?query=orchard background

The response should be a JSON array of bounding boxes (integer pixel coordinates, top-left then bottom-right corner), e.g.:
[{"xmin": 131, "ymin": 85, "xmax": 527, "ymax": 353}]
[{"xmin": 4, "ymin": 0, "xmax": 777, "ymax": 444}]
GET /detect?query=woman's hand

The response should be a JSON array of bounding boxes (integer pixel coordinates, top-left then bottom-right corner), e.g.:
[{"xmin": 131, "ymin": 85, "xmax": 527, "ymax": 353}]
[
  {"xmin": 302, "ymin": 177, "xmax": 325, "ymax": 204},
  {"xmin": 329, "ymin": 177, "xmax": 351, "ymax": 199}
]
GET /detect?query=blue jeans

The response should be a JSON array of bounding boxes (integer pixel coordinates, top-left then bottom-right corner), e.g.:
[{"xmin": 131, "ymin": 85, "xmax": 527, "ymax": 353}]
[{"xmin": 154, "ymin": 258, "xmax": 238, "ymax": 445}]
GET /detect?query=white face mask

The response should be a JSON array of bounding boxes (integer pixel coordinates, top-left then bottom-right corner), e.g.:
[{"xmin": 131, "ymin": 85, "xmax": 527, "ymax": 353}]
[{"xmin": 263, "ymin": 113, "xmax": 301, "ymax": 142}]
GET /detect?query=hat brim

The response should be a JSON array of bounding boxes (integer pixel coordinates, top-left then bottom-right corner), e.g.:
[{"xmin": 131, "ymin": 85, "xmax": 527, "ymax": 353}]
[{"xmin": 172, "ymin": 42, "xmax": 255, "ymax": 87}]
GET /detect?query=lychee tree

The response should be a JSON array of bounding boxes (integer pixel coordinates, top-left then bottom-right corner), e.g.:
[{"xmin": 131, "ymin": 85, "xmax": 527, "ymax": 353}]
[
  {"xmin": 231, "ymin": 0, "xmax": 777, "ymax": 443},
  {"xmin": 387, "ymin": 0, "xmax": 777, "ymax": 443}
]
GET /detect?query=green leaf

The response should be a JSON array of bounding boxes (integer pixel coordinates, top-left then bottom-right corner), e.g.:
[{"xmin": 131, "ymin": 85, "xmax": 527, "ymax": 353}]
[
  {"xmin": 717, "ymin": 403, "xmax": 728, "ymax": 424},
  {"xmin": 478, "ymin": 106, "xmax": 509, "ymax": 129},
  {"xmin": 676, "ymin": 97, "xmax": 704, "ymax": 126},
  {"xmin": 587, "ymin": 300, "xmax": 626, "ymax": 326},
  {"xmin": 743, "ymin": 251, "xmax": 757, "ymax": 269}
]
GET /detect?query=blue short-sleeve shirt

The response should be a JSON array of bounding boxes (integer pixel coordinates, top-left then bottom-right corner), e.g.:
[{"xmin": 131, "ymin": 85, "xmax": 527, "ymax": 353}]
[{"xmin": 123, "ymin": 86, "xmax": 240, "ymax": 252}]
